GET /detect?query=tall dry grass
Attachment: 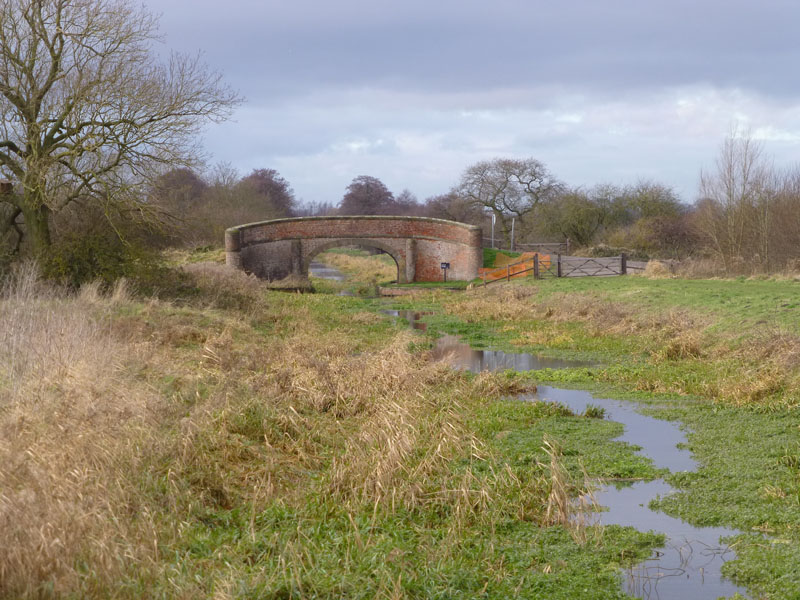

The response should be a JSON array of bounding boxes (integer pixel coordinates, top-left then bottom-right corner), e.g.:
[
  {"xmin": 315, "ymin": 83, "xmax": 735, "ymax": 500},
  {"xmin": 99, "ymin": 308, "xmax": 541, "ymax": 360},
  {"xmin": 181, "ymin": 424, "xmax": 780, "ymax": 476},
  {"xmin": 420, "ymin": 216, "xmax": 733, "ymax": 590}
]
[
  {"xmin": 0, "ymin": 264, "xmax": 158, "ymax": 597},
  {"xmin": 0, "ymin": 261, "xmax": 561, "ymax": 597}
]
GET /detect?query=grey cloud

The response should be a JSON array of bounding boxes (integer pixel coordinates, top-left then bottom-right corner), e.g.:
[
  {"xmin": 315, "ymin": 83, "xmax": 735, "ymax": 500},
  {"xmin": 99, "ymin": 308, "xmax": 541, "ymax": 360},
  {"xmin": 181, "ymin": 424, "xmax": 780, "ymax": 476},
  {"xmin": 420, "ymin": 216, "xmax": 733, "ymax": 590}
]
[
  {"xmin": 156, "ymin": 0, "xmax": 800, "ymax": 103},
  {"xmin": 152, "ymin": 0, "xmax": 800, "ymax": 208}
]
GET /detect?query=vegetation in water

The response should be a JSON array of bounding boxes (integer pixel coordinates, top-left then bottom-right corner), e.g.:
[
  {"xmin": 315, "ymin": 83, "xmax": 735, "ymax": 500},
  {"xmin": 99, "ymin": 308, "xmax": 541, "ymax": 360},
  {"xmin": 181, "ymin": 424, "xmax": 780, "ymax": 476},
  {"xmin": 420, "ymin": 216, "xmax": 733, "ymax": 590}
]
[{"xmin": 383, "ymin": 272, "xmax": 800, "ymax": 599}]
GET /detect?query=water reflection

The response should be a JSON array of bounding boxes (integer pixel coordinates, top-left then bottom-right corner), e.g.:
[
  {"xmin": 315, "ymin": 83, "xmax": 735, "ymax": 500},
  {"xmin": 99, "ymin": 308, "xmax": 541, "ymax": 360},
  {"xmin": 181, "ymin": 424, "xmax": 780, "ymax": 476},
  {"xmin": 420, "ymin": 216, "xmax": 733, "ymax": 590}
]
[
  {"xmin": 383, "ymin": 310, "xmax": 593, "ymax": 370},
  {"xmin": 527, "ymin": 386, "xmax": 695, "ymax": 473},
  {"xmin": 595, "ymin": 480, "xmax": 742, "ymax": 600},
  {"xmin": 433, "ymin": 334, "xmax": 595, "ymax": 373}
]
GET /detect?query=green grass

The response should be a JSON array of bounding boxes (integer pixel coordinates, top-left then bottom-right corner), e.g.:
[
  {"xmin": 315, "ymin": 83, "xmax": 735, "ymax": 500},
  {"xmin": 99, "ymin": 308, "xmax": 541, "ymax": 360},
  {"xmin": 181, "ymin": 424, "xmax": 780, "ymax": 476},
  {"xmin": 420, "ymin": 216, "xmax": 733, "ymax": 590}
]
[
  {"xmin": 162, "ymin": 390, "xmax": 665, "ymax": 599},
  {"xmin": 392, "ymin": 280, "xmax": 473, "ymax": 289},
  {"xmin": 12, "ymin": 251, "xmax": 800, "ymax": 598},
  {"xmin": 483, "ymin": 248, "xmax": 522, "ymax": 268},
  {"xmin": 521, "ymin": 275, "xmax": 800, "ymax": 335},
  {"xmin": 380, "ymin": 275, "xmax": 800, "ymax": 598}
]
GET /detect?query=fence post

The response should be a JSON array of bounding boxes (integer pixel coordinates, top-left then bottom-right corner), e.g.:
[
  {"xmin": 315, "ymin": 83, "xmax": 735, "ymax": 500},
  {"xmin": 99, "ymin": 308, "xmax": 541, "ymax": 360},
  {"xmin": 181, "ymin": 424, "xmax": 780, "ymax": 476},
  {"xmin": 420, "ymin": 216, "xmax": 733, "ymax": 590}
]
[
  {"xmin": 533, "ymin": 253, "xmax": 539, "ymax": 279},
  {"xmin": 557, "ymin": 254, "xmax": 562, "ymax": 278},
  {"xmin": 506, "ymin": 264, "xmax": 510, "ymax": 282},
  {"xmin": 565, "ymin": 238, "xmax": 570, "ymax": 255},
  {"xmin": 620, "ymin": 253, "xmax": 627, "ymax": 275}
]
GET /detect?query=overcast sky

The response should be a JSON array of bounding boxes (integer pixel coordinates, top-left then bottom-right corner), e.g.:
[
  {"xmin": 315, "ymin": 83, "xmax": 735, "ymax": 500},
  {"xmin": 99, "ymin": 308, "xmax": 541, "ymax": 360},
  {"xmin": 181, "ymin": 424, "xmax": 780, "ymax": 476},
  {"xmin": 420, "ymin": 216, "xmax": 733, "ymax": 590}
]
[{"xmin": 146, "ymin": 0, "xmax": 800, "ymax": 206}]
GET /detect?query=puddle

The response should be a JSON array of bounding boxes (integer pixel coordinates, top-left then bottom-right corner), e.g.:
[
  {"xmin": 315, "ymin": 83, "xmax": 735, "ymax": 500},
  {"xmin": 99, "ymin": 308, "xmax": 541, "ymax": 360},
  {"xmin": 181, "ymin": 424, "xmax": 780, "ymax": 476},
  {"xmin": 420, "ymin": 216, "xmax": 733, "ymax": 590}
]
[
  {"xmin": 380, "ymin": 309, "xmax": 433, "ymax": 331},
  {"xmin": 594, "ymin": 480, "xmax": 742, "ymax": 599},
  {"xmin": 384, "ymin": 308, "xmax": 748, "ymax": 599}
]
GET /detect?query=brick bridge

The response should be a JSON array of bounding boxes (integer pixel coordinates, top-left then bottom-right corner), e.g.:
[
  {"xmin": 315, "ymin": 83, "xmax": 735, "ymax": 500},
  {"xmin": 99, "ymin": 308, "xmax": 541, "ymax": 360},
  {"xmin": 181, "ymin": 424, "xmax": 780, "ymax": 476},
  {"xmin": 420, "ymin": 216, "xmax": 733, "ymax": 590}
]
[{"xmin": 225, "ymin": 216, "xmax": 482, "ymax": 283}]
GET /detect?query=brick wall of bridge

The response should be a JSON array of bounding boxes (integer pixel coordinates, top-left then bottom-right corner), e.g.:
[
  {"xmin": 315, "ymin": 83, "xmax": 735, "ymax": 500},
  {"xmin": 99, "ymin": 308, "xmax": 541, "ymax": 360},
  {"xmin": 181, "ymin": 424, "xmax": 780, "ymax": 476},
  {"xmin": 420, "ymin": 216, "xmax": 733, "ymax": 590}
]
[{"xmin": 225, "ymin": 216, "xmax": 482, "ymax": 283}]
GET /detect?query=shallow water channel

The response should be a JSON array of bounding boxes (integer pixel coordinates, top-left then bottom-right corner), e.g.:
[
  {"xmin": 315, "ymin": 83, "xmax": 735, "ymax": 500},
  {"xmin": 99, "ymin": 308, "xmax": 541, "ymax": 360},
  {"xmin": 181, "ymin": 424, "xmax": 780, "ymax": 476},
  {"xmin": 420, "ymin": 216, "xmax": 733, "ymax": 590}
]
[
  {"xmin": 309, "ymin": 260, "xmax": 347, "ymax": 281},
  {"xmin": 384, "ymin": 309, "xmax": 748, "ymax": 600}
]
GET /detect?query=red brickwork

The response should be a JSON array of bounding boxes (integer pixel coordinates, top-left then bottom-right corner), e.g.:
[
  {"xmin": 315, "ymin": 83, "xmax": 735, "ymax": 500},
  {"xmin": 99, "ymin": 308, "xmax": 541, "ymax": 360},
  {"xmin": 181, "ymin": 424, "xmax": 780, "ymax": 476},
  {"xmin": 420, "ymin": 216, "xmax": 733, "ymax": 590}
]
[{"xmin": 226, "ymin": 216, "xmax": 482, "ymax": 283}]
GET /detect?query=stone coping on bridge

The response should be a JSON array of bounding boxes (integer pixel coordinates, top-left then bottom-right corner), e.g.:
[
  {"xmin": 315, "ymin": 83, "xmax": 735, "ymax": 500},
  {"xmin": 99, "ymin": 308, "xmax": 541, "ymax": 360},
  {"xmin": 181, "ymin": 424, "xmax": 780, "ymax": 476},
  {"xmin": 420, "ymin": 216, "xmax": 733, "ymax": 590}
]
[
  {"xmin": 225, "ymin": 215, "xmax": 482, "ymax": 283},
  {"xmin": 225, "ymin": 215, "xmax": 481, "ymax": 250}
]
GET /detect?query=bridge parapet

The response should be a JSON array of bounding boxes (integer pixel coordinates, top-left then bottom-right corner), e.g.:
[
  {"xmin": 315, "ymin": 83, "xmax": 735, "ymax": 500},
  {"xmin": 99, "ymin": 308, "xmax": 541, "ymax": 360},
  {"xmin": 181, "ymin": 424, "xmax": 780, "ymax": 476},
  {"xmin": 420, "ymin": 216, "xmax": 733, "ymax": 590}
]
[{"xmin": 225, "ymin": 216, "xmax": 482, "ymax": 283}]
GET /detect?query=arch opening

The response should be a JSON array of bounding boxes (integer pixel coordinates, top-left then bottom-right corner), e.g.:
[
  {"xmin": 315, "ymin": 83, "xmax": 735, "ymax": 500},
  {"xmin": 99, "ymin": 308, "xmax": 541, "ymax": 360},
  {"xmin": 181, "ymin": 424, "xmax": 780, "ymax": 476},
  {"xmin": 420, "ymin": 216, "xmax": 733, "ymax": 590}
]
[{"xmin": 303, "ymin": 239, "xmax": 402, "ymax": 283}]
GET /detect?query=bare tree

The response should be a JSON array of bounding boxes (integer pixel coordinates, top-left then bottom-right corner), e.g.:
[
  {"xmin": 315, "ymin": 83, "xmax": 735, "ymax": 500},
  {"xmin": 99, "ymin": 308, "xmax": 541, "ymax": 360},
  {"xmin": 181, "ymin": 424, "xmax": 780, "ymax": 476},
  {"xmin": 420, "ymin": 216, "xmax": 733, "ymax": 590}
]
[
  {"xmin": 339, "ymin": 175, "xmax": 395, "ymax": 215},
  {"xmin": 456, "ymin": 158, "xmax": 563, "ymax": 245},
  {"xmin": 424, "ymin": 192, "xmax": 484, "ymax": 225},
  {"xmin": 0, "ymin": 0, "xmax": 240, "ymax": 256},
  {"xmin": 697, "ymin": 130, "xmax": 773, "ymax": 270},
  {"xmin": 236, "ymin": 168, "xmax": 296, "ymax": 217}
]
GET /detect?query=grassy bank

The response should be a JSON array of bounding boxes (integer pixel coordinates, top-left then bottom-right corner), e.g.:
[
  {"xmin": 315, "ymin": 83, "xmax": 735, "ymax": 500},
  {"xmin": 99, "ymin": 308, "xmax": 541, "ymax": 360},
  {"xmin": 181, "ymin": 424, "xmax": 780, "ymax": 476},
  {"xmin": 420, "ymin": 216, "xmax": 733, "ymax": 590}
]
[
  {"xmin": 0, "ymin": 260, "xmax": 665, "ymax": 598},
  {"xmin": 385, "ymin": 274, "xmax": 800, "ymax": 598}
]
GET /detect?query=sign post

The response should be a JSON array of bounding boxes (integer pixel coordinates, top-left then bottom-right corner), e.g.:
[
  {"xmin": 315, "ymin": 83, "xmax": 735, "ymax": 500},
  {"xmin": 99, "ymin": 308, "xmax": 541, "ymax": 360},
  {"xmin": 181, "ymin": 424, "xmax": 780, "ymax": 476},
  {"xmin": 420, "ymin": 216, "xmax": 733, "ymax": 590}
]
[{"xmin": 440, "ymin": 262, "xmax": 450, "ymax": 282}]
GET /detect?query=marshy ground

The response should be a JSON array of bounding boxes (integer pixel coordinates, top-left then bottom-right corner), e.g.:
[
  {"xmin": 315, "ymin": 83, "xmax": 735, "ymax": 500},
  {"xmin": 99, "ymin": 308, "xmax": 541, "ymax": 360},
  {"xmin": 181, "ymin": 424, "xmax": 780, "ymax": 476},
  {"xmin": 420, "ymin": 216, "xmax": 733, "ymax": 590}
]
[{"xmin": 1, "ymin": 249, "xmax": 798, "ymax": 598}]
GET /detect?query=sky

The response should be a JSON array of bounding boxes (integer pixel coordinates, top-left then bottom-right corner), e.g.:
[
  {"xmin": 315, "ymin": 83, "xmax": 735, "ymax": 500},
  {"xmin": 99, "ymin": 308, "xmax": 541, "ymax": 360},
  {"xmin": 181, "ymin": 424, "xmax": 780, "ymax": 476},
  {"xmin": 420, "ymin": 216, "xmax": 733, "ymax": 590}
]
[{"xmin": 146, "ymin": 0, "xmax": 800, "ymax": 207}]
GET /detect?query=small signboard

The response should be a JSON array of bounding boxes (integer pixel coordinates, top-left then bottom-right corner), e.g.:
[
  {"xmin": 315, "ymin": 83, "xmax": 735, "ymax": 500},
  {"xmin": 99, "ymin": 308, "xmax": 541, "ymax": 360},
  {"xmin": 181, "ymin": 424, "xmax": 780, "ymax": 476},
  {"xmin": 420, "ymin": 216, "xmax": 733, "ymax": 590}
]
[{"xmin": 440, "ymin": 262, "xmax": 450, "ymax": 282}]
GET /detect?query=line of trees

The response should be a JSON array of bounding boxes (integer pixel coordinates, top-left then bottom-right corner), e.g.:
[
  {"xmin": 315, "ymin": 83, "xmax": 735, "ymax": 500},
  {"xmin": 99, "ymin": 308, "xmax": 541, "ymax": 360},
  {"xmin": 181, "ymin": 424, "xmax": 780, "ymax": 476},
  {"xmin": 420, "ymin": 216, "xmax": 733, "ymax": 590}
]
[
  {"xmin": 0, "ymin": 2, "xmax": 797, "ymax": 277},
  {"xmin": 6, "ymin": 133, "xmax": 799, "ymax": 275}
]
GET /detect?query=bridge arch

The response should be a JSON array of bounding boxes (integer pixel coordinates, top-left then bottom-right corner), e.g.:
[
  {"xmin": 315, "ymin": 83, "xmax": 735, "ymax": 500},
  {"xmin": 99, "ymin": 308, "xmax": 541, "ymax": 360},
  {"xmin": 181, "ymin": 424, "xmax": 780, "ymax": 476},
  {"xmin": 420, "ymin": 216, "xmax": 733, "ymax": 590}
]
[{"xmin": 225, "ymin": 216, "xmax": 482, "ymax": 283}]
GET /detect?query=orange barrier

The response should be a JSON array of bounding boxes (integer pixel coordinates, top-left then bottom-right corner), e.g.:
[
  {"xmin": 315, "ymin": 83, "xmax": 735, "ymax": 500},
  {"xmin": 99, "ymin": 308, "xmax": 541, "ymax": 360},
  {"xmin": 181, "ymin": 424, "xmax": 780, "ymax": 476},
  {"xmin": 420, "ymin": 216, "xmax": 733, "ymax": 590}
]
[{"xmin": 479, "ymin": 252, "xmax": 551, "ymax": 282}]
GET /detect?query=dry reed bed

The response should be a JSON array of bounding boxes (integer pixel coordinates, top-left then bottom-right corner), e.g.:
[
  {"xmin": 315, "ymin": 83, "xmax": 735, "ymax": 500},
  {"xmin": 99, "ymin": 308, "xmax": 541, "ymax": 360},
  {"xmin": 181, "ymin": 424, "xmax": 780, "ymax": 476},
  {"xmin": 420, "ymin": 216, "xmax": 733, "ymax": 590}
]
[
  {"xmin": 445, "ymin": 285, "xmax": 800, "ymax": 407},
  {"xmin": 0, "ymin": 264, "xmax": 565, "ymax": 597}
]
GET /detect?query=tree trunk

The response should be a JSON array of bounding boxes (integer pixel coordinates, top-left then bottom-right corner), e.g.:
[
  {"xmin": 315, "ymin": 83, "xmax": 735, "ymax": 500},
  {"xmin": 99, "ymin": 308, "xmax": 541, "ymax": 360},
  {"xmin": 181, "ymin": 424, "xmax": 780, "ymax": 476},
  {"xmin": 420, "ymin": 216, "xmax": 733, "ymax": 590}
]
[
  {"xmin": 20, "ymin": 199, "xmax": 52, "ymax": 257},
  {"xmin": 495, "ymin": 211, "xmax": 511, "ymax": 249}
]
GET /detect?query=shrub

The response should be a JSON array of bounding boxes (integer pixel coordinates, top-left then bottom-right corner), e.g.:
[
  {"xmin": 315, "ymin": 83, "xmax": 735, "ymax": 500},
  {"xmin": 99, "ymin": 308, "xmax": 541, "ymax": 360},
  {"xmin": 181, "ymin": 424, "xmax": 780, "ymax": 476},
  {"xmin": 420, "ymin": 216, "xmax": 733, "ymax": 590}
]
[{"xmin": 40, "ymin": 231, "xmax": 159, "ymax": 289}]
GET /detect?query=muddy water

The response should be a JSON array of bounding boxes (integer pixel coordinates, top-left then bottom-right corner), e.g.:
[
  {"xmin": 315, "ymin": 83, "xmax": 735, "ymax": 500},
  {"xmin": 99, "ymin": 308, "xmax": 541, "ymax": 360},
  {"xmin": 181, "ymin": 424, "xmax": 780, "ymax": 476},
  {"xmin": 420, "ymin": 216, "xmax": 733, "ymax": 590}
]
[{"xmin": 386, "ymin": 309, "xmax": 747, "ymax": 599}]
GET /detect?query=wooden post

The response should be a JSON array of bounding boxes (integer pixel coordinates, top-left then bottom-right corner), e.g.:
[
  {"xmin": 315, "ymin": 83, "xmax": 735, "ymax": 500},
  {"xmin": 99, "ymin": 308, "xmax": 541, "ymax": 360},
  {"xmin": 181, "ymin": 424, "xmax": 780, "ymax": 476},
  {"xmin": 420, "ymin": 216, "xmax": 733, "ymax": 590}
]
[
  {"xmin": 506, "ymin": 264, "xmax": 510, "ymax": 282},
  {"xmin": 565, "ymin": 238, "xmax": 570, "ymax": 255},
  {"xmin": 620, "ymin": 253, "xmax": 627, "ymax": 275},
  {"xmin": 533, "ymin": 253, "xmax": 539, "ymax": 279},
  {"xmin": 557, "ymin": 254, "xmax": 562, "ymax": 278},
  {"xmin": 482, "ymin": 272, "xmax": 487, "ymax": 287}
]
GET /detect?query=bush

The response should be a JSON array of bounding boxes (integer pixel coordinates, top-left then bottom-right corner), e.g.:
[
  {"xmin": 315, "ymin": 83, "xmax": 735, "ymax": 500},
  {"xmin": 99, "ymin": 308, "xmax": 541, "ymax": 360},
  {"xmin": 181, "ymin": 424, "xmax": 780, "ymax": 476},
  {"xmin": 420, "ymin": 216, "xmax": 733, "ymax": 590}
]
[{"xmin": 41, "ymin": 231, "xmax": 158, "ymax": 289}]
